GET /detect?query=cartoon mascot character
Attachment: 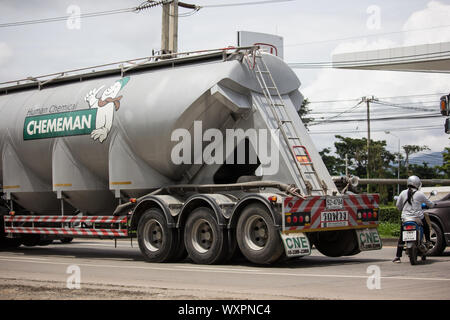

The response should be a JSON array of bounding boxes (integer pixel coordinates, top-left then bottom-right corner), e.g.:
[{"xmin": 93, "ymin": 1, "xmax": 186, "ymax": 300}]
[{"xmin": 84, "ymin": 77, "xmax": 130, "ymax": 143}]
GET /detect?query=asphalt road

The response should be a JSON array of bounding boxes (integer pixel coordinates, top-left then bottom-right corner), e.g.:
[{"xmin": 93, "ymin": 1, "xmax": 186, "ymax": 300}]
[{"xmin": 0, "ymin": 238, "xmax": 449, "ymax": 300}]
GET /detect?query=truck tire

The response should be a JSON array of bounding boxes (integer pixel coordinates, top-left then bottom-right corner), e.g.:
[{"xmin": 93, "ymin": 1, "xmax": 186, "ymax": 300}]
[
  {"xmin": 38, "ymin": 239, "xmax": 54, "ymax": 246},
  {"xmin": 170, "ymin": 229, "xmax": 188, "ymax": 262},
  {"xmin": 0, "ymin": 218, "xmax": 22, "ymax": 249},
  {"xmin": 428, "ymin": 222, "xmax": 445, "ymax": 256},
  {"xmin": 21, "ymin": 234, "xmax": 41, "ymax": 247},
  {"xmin": 60, "ymin": 237, "xmax": 74, "ymax": 244},
  {"xmin": 0, "ymin": 216, "xmax": 7, "ymax": 249},
  {"xmin": 310, "ymin": 230, "xmax": 357, "ymax": 257},
  {"xmin": 236, "ymin": 203, "xmax": 283, "ymax": 265},
  {"xmin": 137, "ymin": 208, "xmax": 178, "ymax": 263},
  {"xmin": 224, "ymin": 228, "xmax": 241, "ymax": 263},
  {"xmin": 184, "ymin": 207, "xmax": 227, "ymax": 265}
]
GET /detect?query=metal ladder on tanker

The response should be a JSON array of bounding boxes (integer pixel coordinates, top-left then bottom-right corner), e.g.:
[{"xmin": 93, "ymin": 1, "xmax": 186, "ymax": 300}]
[{"xmin": 251, "ymin": 50, "xmax": 326, "ymax": 196}]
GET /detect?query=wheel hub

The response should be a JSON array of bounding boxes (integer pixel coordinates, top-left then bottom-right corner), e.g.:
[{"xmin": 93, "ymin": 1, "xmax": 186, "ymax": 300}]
[
  {"xmin": 245, "ymin": 215, "xmax": 269, "ymax": 251},
  {"xmin": 143, "ymin": 219, "xmax": 164, "ymax": 252},
  {"xmin": 192, "ymin": 219, "xmax": 214, "ymax": 254}
]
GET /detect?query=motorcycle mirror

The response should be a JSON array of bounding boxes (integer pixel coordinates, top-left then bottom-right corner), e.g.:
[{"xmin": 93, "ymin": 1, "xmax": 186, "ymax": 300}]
[{"xmin": 431, "ymin": 190, "xmax": 438, "ymax": 196}]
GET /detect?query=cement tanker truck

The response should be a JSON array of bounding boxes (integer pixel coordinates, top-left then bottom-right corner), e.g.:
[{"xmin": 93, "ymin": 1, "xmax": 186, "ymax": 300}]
[{"xmin": 0, "ymin": 46, "xmax": 382, "ymax": 264}]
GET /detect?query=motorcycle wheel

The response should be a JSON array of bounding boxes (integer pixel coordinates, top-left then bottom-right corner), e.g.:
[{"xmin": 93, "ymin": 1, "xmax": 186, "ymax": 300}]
[{"xmin": 407, "ymin": 246, "xmax": 418, "ymax": 265}]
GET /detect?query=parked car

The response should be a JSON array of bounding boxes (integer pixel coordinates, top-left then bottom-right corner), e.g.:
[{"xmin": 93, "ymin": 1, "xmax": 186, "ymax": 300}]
[{"xmin": 425, "ymin": 193, "xmax": 450, "ymax": 256}]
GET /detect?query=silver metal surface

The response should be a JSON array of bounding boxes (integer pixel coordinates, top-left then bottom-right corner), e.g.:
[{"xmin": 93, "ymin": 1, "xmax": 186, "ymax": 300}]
[{"xmin": 0, "ymin": 49, "xmax": 337, "ymax": 215}]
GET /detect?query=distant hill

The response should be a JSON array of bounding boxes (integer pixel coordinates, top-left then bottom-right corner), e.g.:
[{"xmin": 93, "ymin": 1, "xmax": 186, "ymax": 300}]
[{"xmin": 409, "ymin": 152, "xmax": 444, "ymax": 167}]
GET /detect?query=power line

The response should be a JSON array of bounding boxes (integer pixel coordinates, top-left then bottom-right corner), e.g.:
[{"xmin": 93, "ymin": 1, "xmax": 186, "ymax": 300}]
[
  {"xmin": 200, "ymin": 0, "xmax": 295, "ymax": 8},
  {"xmin": 0, "ymin": 7, "xmax": 137, "ymax": 28},
  {"xmin": 308, "ymin": 125, "xmax": 443, "ymax": 135},
  {"xmin": 310, "ymin": 113, "xmax": 442, "ymax": 125},
  {"xmin": 307, "ymin": 92, "xmax": 446, "ymax": 104},
  {"xmin": 0, "ymin": 1, "xmax": 171, "ymax": 28},
  {"xmin": 372, "ymin": 100, "xmax": 435, "ymax": 112},
  {"xmin": 310, "ymin": 100, "xmax": 364, "ymax": 125},
  {"xmin": 310, "ymin": 101, "xmax": 439, "ymax": 114},
  {"xmin": 0, "ymin": 0, "xmax": 295, "ymax": 28}
]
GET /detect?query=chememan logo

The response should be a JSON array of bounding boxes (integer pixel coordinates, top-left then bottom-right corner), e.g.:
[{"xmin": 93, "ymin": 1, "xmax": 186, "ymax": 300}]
[{"xmin": 23, "ymin": 77, "xmax": 130, "ymax": 142}]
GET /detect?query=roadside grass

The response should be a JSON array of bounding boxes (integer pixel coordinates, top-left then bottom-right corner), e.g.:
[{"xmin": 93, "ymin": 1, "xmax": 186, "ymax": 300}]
[{"xmin": 378, "ymin": 222, "xmax": 400, "ymax": 238}]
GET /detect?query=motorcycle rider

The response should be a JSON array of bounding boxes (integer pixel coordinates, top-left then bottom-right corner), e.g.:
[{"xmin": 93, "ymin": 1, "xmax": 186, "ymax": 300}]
[{"xmin": 392, "ymin": 175, "xmax": 435, "ymax": 263}]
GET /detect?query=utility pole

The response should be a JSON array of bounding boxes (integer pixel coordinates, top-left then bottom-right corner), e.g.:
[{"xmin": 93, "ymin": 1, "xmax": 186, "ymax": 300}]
[
  {"xmin": 161, "ymin": 0, "xmax": 178, "ymax": 54},
  {"xmin": 385, "ymin": 130, "xmax": 401, "ymax": 195},
  {"xmin": 345, "ymin": 154, "xmax": 348, "ymax": 177},
  {"xmin": 362, "ymin": 96, "xmax": 378, "ymax": 193}
]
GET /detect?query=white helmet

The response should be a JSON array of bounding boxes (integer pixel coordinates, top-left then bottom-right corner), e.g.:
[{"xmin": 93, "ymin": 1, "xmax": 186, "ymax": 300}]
[{"xmin": 407, "ymin": 175, "xmax": 422, "ymax": 189}]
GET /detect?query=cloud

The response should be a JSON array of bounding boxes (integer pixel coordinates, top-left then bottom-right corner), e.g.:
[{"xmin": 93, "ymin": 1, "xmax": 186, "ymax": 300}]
[
  {"xmin": 403, "ymin": 1, "xmax": 450, "ymax": 45},
  {"xmin": 300, "ymin": 1, "xmax": 450, "ymax": 153},
  {"xmin": 0, "ymin": 42, "xmax": 13, "ymax": 66}
]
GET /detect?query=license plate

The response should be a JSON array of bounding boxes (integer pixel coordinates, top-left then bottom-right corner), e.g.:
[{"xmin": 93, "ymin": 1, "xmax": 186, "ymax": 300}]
[
  {"xmin": 280, "ymin": 232, "xmax": 311, "ymax": 257},
  {"xmin": 356, "ymin": 228, "xmax": 382, "ymax": 251},
  {"xmin": 402, "ymin": 230, "xmax": 417, "ymax": 241},
  {"xmin": 321, "ymin": 210, "xmax": 348, "ymax": 228},
  {"xmin": 326, "ymin": 197, "xmax": 344, "ymax": 210}
]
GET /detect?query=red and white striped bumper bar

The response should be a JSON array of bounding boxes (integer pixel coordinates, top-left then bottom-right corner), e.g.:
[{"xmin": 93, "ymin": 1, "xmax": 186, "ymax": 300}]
[
  {"xmin": 4, "ymin": 215, "xmax": 127, "ymax": 224},
  {"xmin": 4, "ymin": 227, "xmax": 127, "ymax": 237},
  {"xmin": 4, "ymin": 215, "xmax": 128, "ymax": 238}
]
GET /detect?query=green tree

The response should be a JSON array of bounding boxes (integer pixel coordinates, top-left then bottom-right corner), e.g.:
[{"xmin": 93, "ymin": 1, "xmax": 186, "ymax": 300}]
[
  {"xmin": 438, "ymin": 144, "xmax": 450, "ymax": 178},
  {"xmin": 298, "ymin": 98, "xmax": 313, "ymax": 129},
  {"xmin": 319, "ymin": 148, "xmax": 345, "ymax": 176},
  {"xmin": 402, "ymin": 144, "xmax": 430, "ymax": 175},
  {"xmin": 333, "ymin": 135, "xmax": 395, "ymax": 179},
  {"xmin": 408, "ymin": 163, "xmax": 443, "ymax": 179}
]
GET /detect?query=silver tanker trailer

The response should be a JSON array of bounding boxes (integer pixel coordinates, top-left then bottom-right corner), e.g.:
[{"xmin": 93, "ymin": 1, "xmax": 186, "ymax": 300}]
[{"xmin": 0, "ymin": 46, "xmax": 382, "ymax": 264}]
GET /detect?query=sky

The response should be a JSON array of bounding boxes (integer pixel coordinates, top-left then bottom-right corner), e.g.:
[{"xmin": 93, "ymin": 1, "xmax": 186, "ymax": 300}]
[{"xmin": 0, "ymin": 0, "xmax": 449, "ymax": 165}]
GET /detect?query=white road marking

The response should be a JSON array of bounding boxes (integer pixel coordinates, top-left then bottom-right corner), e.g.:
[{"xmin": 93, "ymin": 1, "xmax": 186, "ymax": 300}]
[
  {"xmin": 0, "ymin": 255, "xmax": 49, "ymax": 261},
  {"xmin": 0, "ymin": 257, "xmax": 449, "ymax": 283},
  {"xmin": 178, "ymin": 265, "xmax": 256, "ymax": 273}
]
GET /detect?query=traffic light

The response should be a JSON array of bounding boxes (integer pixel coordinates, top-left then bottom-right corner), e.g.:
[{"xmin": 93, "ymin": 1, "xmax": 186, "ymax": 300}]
[{"xmin": 441, "ymin": 95, "xmax": 450, "ymax": 116}]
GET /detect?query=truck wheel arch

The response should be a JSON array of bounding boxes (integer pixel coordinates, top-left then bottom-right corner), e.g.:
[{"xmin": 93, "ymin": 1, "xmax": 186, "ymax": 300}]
[
  {"xmin": 176, "ymin": 195, "xmax": 227, "ymax": 229},
  {"xmin": 228, "ymin": 194, "xmax": 281, "ymax": 230},
  {"xmin": 130, "ymin": 197, "xmax": 175, "ymax": 231}
]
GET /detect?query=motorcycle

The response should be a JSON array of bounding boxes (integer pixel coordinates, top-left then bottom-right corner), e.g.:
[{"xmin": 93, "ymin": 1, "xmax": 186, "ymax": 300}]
[
  {"xmin": 396, "ymin": 190, "xmax": 437, "ymax": 265},
  {"xmin": 401, "ymin": 217, "xmax": 427, "ymax": 265}
]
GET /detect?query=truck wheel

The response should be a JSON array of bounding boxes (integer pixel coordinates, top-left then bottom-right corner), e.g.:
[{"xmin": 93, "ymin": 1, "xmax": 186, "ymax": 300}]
[
  {"xmin": 1, "ymin": 237, "xmax": 22, "ymax": 249},
  {"xmin": 137, "ymin": 208, "xmax": 178, "ymax": 263},
  {"xmin": 0, "ymin": 218, "xmax": 22, "ymax": 249},
  {"xmin": 236, "ymin": 203, "xmax": 283, "ymax": 265},
  {"xmin": 184, "ymin": 207, "xmax": 227, "ymax": 265},
  {"xmin": 224, "ymin": 228, "xmax": 241, "ymax": 263},
  {"xmin": 21, "ymin": 234, "xmax": 41, "ymax": 247},
  {"xmin": 38, "ymin": 239, "xmax": 54, "ymax": 246},
  {"xmin": 428, "ymin": 222, "xmax": 445, "ymax": 256},
  {"xmin": 60, "ymin": 237, "xmax": 73, "ymax": 244},
  {"xmin": 311, "ymin": 230, "xmax": 356, "ymax": 257},
  {"xmin": 170, "ymin": 229, "xmax": 188, "ymax": 262}
]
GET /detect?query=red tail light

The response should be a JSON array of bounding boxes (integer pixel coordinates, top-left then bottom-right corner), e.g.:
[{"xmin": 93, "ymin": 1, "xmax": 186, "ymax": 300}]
[{"xmin": 404, "ymin": 225, "xmax": 416, "ymax": 231}]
